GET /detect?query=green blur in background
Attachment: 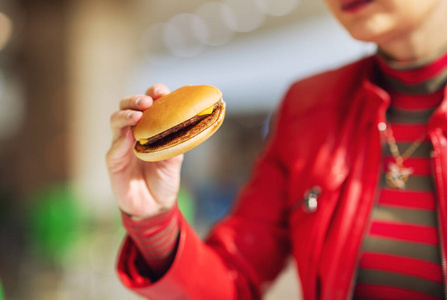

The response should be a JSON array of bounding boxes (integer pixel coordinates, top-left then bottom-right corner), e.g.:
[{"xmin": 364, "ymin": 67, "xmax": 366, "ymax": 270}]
[
  {"xmin": 28, "ymin": 184, "xmax": 86, "ymax": 264},
  {"xmin": 0, "ymin": 281, "xmax": 4, "ymax": 300}
]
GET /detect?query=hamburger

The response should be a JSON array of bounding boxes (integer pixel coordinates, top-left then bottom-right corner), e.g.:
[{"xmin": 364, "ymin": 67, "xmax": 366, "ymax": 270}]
[{"xmin": 133, "ymin": 85, "xmax": 226, "ymax": 162}]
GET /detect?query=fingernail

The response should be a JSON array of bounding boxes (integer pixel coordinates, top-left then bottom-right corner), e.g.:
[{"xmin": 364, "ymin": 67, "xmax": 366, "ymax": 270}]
[
  {"xmin": 137, "ymin": 97, "xmax": 151, "ymax": 106},
  {"xmin": 128, "ymin": 112, "xmax": 136, "ymax": 119},
  {"xmin": 154, "ymin": 87, "xmax": 163, "ymax": 96}
]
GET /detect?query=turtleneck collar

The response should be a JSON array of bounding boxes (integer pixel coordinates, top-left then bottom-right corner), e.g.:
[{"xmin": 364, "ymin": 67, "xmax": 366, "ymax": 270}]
[{"xmin": 375, "ymin": 46, "xmax": 447, "ymax": 95}]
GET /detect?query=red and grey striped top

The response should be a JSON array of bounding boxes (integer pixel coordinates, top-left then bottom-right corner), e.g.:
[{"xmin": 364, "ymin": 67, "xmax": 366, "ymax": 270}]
[
  {"xmin": 121, "ymin": 205, "xmax": 180, "ymax": 280},
  {"xmin": 353, "ymin": 49, "xmax": 447, "ymax": 299}
]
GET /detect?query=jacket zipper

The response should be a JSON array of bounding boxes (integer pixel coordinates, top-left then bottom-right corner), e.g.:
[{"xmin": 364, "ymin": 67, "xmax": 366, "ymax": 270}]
[
  {"xmin": 345, "ymin": 121, "xmax": 387, "ymax": 300},
  {"xmin": 431, "ymin": 137, "xmax": 447, "ymax": 299}
]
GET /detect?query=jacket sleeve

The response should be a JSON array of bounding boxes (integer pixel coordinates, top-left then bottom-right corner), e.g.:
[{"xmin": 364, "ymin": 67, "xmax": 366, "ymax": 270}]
[{"xmin": 116, "ymin": 101, "xmax": 291, "ymax": 300}]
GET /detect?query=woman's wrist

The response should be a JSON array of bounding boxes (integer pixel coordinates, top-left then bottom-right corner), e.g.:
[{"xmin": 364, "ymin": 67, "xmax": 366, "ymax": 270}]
[{"xmin": 119, "ymin": 200, "xmax": 176, "ymax": 221}]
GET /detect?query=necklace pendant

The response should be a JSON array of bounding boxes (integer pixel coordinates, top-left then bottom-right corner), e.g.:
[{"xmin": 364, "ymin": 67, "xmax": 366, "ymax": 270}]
[{"xmin": 385, "ymin": 162, "xmax": 413, "ymax": 189}]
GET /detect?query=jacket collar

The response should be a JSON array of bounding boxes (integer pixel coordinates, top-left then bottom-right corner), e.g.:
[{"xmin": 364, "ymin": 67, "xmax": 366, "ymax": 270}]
[{"xmin": 428, "ymin": 86, "xmax": 447, "ymax": 133}]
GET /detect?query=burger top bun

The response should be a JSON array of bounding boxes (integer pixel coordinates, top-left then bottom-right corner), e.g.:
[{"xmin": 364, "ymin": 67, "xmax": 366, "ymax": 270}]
[{"xmin": 133, "ymin": 85, "xmax": 222, "ymax": 141}]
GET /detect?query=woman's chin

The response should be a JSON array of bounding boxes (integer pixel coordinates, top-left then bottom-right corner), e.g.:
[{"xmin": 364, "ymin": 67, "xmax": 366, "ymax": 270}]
[
  {"xmin": 348, "ymin": 29, "xmax": 383, "ymax": 43},
  {"xmin": 345, "ymin": 19, "xmax": 396, "ymax": 43}
]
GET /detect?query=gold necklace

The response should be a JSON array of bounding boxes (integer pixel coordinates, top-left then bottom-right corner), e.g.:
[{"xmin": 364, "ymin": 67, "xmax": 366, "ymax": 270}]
[{"xmin": 384, "ymin": 123, "xmax": 426, "ymax": 189}]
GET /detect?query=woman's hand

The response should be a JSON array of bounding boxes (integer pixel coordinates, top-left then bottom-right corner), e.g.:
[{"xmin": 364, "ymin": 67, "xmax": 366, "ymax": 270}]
[{"xmin": 106, "ymin": 84, "xmax": 183, "ymax": 218}]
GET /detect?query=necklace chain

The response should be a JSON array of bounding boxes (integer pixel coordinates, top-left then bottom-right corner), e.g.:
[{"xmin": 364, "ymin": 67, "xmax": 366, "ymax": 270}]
[
  {"xmin": 384, "ymin": 123, "xmax": 426, "ymax": 189},
  {"xmin": 386, "ymin": 124, "xmax": 426, "ymax": 166}
]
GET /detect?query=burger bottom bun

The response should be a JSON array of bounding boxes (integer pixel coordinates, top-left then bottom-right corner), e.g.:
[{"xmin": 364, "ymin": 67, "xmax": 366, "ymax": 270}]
[{"xmin": 134, "ymin": 101, "xmax": 226, "ymax": 162}]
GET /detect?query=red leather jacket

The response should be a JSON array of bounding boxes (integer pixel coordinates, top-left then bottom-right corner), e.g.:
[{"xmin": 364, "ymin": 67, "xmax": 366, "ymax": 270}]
[{"xmin": 117, "ymin": 56, "xmax": 447, "ymax": 300}]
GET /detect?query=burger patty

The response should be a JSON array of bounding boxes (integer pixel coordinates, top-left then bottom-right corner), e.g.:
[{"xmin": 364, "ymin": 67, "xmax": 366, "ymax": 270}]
[{"xmin": 135, "ymin": 101, "xmax": 222, "ymax": 152}]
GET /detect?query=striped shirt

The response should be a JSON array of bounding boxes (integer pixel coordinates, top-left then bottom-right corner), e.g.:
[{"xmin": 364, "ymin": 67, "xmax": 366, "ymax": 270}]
[
  {"xmin": 353, "ymin": 49, "xmax": 447, "ymax": 299},
  {"xmin": 121, "ymin": 205, "xmax": 180, "ymax": 280}
]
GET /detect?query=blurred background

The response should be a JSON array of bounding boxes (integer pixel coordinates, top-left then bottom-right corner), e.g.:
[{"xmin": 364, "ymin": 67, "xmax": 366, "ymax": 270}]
[{"xmin": 0, "ymin": 0, "xmax": 375, "ymax": 299}]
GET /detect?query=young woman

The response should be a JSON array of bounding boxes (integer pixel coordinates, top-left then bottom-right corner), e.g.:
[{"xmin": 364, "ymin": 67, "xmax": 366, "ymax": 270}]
[{"xmin": 106, "ymin": 0, "xmax": 447, "ymax": 299}]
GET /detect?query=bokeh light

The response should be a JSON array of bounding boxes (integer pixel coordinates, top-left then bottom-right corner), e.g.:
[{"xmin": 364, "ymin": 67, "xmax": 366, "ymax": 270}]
[
  {"xmin": 0, "ymin": 70, "xmax": 25, "ymax": 140},
  {"xmin": 0, "ymin": 12, "xmax": 12, "ymax": 51},
  {"xmin": 221, "ymin": 0, "xmax": 265, "ymax": 33},
  {"xmin": 193, "ymin": 2, "xmax": 234, "ymax": 47},
  {"xmin": 163, "ymin": 13, "xmax": 205, "ymax": 57},
  {"xmin": 254, "ymin": 0, "xmax": 300, "ymax": 17}
]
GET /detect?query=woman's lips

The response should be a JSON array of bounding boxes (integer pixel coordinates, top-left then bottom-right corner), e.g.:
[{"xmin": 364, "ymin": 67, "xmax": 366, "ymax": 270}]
[{"xmin": 341, "ymin": 0, "xmax": 374, "ymax": 13}]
